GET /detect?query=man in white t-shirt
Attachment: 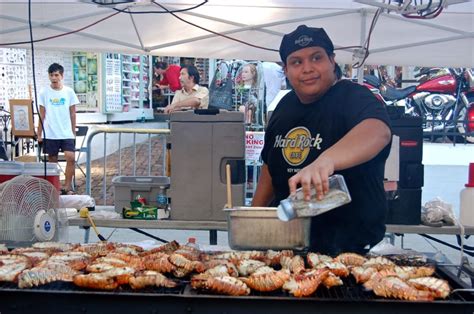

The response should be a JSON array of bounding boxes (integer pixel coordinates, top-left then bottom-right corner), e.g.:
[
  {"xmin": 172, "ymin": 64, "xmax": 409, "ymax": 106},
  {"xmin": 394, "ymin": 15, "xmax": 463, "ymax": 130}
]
[{"xmin": 37, "ymin": 63, "xmax": 79, "ymax": 195}]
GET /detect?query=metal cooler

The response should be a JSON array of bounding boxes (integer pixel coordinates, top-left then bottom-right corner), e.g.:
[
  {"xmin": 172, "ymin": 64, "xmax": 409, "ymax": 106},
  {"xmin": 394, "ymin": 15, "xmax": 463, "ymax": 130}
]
[{"xmin": 169, "ymin": 110, "xmax": 245, "ymax": 221}]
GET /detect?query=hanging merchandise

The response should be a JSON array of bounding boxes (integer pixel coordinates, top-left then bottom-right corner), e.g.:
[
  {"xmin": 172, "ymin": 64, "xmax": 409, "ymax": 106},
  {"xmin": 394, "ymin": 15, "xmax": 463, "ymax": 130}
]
[
  {"xmin": 0, "ymin": 48, "xmax": 28, "ymax": 108},
  {"xmin": 121, "ymin": 54, "xmax": 138, "ymax": 111},
  {"xmin": 73, "ymin": 52, "xmax": 99, "ymax": 112},
  {"xmin": 104, "ymin": 53, "xmax": 122, "ymax": 113},
  {"xmin": 121, "ymin": 54, "xmax": 150, "ymax": 112},
  {"xmin": 194, "ymin": 58, "xmax": 210, "ymax": 86},
  {"xmin": 208, "ymin": 60, "xmax": 233, "ymax": 110},
  {"xmin": 141, "ymin": 55, "xmax": 150, "ymax": 108},
  {"xmin": 26, "ymin": 49, "xmax": 74, "ymax": 102},
  {"xmin": 233, "ymin": 61, "xmax": 265, "ymax": 130}
]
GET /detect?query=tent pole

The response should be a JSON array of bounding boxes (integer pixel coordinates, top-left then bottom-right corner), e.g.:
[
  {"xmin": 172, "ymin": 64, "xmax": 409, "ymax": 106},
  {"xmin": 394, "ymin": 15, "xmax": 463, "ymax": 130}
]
[{"xmin": 356, "ymin": 9, "xmax": 367, "ymax": 84}]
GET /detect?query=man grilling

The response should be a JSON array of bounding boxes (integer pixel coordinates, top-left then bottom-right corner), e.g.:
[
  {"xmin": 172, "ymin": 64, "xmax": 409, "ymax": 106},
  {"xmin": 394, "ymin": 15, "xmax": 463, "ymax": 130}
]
[{"xmin": 252, "ymin": 25, "xmax": 392, "ymax": 255}]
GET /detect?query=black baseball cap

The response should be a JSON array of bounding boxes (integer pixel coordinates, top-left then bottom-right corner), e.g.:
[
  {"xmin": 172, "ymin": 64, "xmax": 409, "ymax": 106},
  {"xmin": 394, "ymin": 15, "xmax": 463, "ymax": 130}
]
[{"xmin": 279, "ymin": 25, "xmax": 334, "ymax": 64}]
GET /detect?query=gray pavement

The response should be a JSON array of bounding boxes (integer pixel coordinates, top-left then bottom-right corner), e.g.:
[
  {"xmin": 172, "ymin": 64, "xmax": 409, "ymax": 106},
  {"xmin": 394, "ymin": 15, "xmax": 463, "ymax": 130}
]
[{"xmin": 396, "ymin": 164, "xmax": 472, "ymax": 265}]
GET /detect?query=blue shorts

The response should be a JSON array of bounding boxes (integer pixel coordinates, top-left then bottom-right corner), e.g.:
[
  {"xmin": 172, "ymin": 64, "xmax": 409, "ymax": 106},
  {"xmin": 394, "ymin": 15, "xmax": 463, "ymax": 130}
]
[{"xmin": 43, "ymin": 139, "xmax": 75, "ymax": 156}]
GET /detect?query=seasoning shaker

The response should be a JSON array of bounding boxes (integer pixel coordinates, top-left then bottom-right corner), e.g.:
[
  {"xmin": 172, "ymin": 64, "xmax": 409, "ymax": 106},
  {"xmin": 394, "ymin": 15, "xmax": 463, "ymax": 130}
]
[{"xmin": 277, "ymin": 174, "xmax": 351, "ymax": 221}]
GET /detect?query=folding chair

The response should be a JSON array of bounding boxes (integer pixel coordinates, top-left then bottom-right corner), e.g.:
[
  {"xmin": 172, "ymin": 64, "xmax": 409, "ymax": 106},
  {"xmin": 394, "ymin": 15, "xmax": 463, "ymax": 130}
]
[{"xmin": 72, "ymin": 125, "xmax": 89, "ymax": 187}]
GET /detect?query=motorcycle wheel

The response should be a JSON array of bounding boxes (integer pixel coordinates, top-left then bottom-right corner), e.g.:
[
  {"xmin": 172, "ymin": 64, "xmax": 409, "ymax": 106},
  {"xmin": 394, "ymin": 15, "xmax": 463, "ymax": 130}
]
[{"xmin": 456, "ymin": 96, "xmax": 474, "ymax": 143}]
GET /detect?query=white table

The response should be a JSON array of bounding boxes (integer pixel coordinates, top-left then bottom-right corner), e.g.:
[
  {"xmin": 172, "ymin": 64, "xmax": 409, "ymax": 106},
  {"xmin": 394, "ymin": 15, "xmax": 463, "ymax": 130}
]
[
  {"xmin": 386, "ymin": 224, "xmax": 474, "ymax": 235},
  {"xmin": 69, "ymin": 215, "xmax": 474, "ymax": 246},
  {"xmin": 385, "ymin": 224, "xmax": 474, "ymax": 255},
  {"xmin": 69, "ymin": 216, "xmax": 227, "ymax": 230},
  {"xmin": 68, "ymin": 215, "xmax": 227, "ymax": 244}
]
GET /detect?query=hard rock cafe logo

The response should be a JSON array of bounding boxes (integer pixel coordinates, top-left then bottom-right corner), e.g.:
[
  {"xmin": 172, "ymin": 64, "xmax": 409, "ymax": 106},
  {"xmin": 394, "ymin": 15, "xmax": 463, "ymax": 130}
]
[
  {"xmin": 274, "ymin": 127, "xmax": 322, "ymax": 166},
  {"xmin": 295, "ymin": 35, "xmax": 313, "ymax": 47}
]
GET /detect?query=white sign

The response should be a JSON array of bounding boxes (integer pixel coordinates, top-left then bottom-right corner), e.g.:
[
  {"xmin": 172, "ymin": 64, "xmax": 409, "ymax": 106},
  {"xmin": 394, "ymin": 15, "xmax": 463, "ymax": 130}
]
[
  {"xmin": 246, "ymin": 131, "xmax": 265, "ymax": 161},
  {"xmin": 104, "ymin": 53, "xmax": 122, "ymax": 112},
  {"xmin": 384, "ymin": 135, "xmax": 400, "ymax": 182}
]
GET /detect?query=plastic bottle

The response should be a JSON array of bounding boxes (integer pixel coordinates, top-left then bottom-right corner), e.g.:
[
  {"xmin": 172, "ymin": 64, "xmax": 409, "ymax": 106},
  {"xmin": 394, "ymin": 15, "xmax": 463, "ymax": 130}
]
[
  {"xmin": 136, "ymin": 194, "xmax": 146, "ymax": 205},
  {"xmin": 185, "ymin": 237, "xmax": 200, "ymax": 250},
  {"xmin": 277, "ymin": 174, "xmax": 352, "ymax": 221},
  {"xmin": 460, "ymin": 163, "xmax": 474, "ymax": 226},
  {"xmin": 156, "ymin": 186, "xmax": 168, "ymax": 210},
  {"xmin": 174, "ymin": 237, "xmax": 200, "ymax": 259},
  {"xmin": 139, "ymin": 110, "xmax": 146, "ymax": 123}
]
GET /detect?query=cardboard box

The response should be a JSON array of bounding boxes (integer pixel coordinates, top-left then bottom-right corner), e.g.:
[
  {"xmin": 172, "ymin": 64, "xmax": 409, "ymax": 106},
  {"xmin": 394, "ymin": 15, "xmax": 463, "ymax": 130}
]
[{"xmin": 123, "ymin": 203, "xmax": 158, "ymax": 220}]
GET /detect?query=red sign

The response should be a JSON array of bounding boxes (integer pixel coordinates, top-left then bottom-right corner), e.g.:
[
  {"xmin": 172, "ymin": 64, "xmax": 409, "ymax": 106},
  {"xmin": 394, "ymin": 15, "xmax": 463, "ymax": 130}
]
[{"xmin": 401, "ymin": 140, "xmax": 418, "ymax": 147}]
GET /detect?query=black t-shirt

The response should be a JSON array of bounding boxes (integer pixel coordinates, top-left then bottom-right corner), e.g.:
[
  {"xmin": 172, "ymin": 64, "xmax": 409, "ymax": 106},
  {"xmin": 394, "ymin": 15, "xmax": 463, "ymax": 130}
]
[{"xmin": 262, "ymin": 79, "xmax": 392, "ymax": 255}]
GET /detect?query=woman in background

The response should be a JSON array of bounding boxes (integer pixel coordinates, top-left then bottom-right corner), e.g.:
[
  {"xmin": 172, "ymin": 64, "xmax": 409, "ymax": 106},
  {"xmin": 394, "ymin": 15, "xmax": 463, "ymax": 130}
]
[{"xmin": 236, "ymin": 63, "xmax": 259, "ymax": 125}]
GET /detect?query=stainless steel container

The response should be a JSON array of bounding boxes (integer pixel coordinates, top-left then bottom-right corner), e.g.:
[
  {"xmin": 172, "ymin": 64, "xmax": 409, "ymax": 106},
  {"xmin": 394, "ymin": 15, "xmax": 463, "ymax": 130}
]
[{"xmin": 224, "ymin": 207, "xmax": 310, "ymax": 250}]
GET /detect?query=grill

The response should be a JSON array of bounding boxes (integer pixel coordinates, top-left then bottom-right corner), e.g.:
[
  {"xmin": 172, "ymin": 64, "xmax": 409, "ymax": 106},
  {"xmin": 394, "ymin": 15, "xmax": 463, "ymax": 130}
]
[{"xmin": 0, "ymin": 265, "xmax": 473, "ymax": 314}]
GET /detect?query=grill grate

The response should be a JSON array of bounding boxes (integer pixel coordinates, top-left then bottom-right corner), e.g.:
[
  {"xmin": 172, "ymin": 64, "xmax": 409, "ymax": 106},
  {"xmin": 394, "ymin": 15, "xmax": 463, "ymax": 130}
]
[
  {"xmin": 0, "ymin": 265, "xmax": 472, "ymax": 303},
  {"xmin": 190, "ymin": 268, "xmax": 473, "ymax": 302},
  {"xmin": 0, "ymin": 280, "xmax": 186, "ymax": 295}
]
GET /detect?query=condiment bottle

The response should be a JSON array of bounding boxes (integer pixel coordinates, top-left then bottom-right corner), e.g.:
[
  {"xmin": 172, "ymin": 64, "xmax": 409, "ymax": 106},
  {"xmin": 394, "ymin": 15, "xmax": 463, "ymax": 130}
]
[
  {"xmin": 460, "ymin": 163, "xmax": 474, "ymax": 226},
  {"xmin": 185, "ymin": 237, "xmax": 200, "ymax": 250},
  {"xmin": 136, "ymin": 194, "xmax": 146, "ymax": 205},
  {"xmin": 277, "ymin": 174, "xmax": 351, "ymax": 221}
]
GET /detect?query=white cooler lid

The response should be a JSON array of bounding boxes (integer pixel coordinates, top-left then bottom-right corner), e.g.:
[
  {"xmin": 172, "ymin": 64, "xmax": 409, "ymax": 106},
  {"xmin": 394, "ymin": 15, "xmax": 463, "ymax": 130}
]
[
  {"xmin": 0, "ymin": 161, "xmax": 24, "ymax": 175},
  {"xmin": 23, "ymin": 162, "xmax": 60, "ymax": 175}
]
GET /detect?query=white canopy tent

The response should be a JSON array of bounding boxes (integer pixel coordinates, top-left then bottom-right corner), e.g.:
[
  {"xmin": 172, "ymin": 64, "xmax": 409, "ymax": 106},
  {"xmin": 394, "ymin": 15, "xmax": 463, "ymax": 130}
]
[{"xmin": 0, "ymin": 0, "xmax": 473, "ymax": 67}]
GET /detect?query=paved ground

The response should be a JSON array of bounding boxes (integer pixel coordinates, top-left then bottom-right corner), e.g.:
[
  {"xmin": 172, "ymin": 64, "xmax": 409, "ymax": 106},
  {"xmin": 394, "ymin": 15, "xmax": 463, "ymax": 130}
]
[
  {"xmin": 57, "ymin": 122, "xmax": 474, "ymax": 269},
  {"xmin": 73, "ymin": 135, "xmax": 166, "ymax": 205},
  {"xmin": 398, "ymin": 164, "xmax": 471, "ymax": 265}
]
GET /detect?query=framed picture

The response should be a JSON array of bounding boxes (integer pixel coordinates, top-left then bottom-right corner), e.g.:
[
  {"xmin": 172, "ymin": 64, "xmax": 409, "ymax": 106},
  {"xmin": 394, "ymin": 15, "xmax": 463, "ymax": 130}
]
[{"xmin": 10, "ymin": 99, "xmax": 35, "ymax": 137}]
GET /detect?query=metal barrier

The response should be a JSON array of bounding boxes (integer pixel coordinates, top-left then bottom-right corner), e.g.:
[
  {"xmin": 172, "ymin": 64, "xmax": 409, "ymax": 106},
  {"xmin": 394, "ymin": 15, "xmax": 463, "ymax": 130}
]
[
  {"xmin": 83, "ymin": 126, "xmax": 170, "ymax": 205},
  {"xmin": 79, "ymin": 117, "xmax": 471, "ymax": 205}
]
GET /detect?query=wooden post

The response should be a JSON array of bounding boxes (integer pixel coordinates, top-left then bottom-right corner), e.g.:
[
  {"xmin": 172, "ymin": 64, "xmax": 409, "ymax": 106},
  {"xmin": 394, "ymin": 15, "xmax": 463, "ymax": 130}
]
[{"xmin": 226, "ymin": 163, "xmax": 232, "ymax": 209}]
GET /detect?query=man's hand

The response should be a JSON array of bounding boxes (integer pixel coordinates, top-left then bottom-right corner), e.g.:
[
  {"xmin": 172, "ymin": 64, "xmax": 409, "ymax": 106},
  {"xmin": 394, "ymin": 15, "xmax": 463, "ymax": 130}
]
[
  {"xmin": 288, "ymin": 155, "xmax": 335, "ymax": 201},
  {"xmin": 163, "ymin": 105, "xmax": 175, "ymax": 114}
]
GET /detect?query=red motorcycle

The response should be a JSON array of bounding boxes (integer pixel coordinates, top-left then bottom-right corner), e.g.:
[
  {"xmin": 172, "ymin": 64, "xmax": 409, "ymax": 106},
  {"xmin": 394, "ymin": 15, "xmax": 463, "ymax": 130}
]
[{"xmin": 364, "ymin": 68, "xmax": 474, "ymax": 143}]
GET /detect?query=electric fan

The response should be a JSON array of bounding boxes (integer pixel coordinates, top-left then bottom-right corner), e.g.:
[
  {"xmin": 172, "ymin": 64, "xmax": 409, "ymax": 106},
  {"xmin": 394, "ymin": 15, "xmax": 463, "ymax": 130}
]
[{"xmin": 0, "ymin": 175, "xmax": 67, "ymax": 244}]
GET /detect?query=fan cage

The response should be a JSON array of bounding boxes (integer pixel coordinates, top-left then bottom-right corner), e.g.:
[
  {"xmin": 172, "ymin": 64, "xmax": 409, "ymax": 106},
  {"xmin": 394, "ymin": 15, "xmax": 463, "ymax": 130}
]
[{"xmin": 0, "ymin": 175, "xmax": 60, "ymax": 242}]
